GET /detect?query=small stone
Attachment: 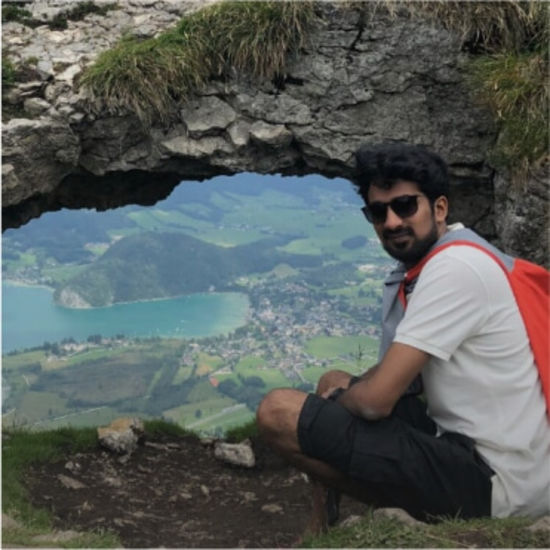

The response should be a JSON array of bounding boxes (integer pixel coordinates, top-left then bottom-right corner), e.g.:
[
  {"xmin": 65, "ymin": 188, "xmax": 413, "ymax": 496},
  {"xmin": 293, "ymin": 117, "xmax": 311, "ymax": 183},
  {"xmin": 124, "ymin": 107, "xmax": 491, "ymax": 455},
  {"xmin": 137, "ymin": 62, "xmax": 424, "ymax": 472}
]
[
  {"xmin": 57, "ymin": 474, "xmax": 86, "ymax": 490},
  {"xmin": 64, "ymin": 460, "xmax": 81, "ymax": 473},
  {"xmin": 214, "ymin": 441, "xmax": 255, "ymax": 468},
  {"xmin": 200, "ymin": 485, "xmax": 210, "ymax": 497},
  {"xmin": 97, "ymin": 417, "xmax": 144, "ymax": 455},
  {"xmin": 241, "ymin": 491, "xmax": 257, "ymax": 503},
  {"xmin": 179, "ymin": 491, "xmax": 192, "ymax": 500},
  {"xmin": 261, "ymin": 503, "xmax": 283, "ymax": 514},
  {"xmin": 103, "ymin": 475, "xmax": 122, "ymax": 488}
]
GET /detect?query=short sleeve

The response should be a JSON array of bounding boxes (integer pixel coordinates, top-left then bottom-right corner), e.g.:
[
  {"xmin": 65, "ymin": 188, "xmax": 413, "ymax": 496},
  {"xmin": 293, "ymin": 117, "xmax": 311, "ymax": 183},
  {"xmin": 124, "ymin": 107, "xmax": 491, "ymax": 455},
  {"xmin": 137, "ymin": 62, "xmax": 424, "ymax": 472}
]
[{"xmin": 394, "ymin": 249, "xmax": 492, "ymax": 360}]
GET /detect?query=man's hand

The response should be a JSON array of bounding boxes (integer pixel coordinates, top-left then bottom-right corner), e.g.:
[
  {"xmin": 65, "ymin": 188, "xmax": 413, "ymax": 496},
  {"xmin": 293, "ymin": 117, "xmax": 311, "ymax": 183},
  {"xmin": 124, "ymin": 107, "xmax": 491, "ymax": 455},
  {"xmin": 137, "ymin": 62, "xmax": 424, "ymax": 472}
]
[{"xmin": 321, "ymin": 386, "xmax": 344, "ymax": 400}]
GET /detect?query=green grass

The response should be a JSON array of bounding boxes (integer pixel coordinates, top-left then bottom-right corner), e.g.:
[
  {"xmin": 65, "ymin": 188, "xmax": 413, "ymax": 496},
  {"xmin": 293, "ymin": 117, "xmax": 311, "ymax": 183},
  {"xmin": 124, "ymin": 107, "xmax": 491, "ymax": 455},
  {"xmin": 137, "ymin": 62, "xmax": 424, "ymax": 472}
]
[
  {"xmin": 81, "ymin": 1, "xmax": 315, "ymax": 123},
  {"xmin": 225, "ymin": 418, "xmax": 258, "ymax": 442},
  {"xmin": 143, "ymin": 418, "xmax": 190, "ymax": 437},
  {"xmin": 301, "ymin": 512, "xmax": 549, "ymax": 548}
]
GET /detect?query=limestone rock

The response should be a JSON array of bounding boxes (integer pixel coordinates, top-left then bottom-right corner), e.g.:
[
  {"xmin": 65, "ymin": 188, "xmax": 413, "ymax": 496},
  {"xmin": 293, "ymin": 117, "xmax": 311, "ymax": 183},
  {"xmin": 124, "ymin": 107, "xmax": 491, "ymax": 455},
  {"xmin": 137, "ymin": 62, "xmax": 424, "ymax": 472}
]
[
  {"xmin": 97, "ymin": 417, "xmax": 144, "ymax": 455},
  {"xmin": 227, "ymin": 121, "xmax": 251, "ymax": 148},
  {"xmin": 372, "ymin": 507, "xmax": 424, "ymax": 527},
  {"xmin": 214, "ymin": 441, "xmax": 255, "ymax": 468},
  {"xmin": 249, "ymin": 121, "xmax": 292, "ymax": 148},
  {"xmin": 161, "ymin": 135, "xmax": 233, "ymax": 158},
  {"xmin": 2, "ymin": 118, "xmax": 80, "ymax": 205},
  {"xmin": 181, "ymin": 96, "xmax": 237, "ymax": 137},
  {"xmin": 23, "ymin": 97, "xmax": 51, "ymax": 116},
  {"xmin": 528, "ymin": 515, "xmax": 550, "ymax": 533}
]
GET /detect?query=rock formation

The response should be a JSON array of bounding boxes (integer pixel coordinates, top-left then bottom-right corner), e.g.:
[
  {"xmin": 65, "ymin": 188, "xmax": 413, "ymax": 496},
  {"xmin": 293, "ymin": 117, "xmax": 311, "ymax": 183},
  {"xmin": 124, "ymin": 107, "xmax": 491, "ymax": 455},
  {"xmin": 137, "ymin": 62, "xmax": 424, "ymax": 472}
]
[{"xmin": 2, "ymin": 0, "xmax": 547, "ymax": 265}]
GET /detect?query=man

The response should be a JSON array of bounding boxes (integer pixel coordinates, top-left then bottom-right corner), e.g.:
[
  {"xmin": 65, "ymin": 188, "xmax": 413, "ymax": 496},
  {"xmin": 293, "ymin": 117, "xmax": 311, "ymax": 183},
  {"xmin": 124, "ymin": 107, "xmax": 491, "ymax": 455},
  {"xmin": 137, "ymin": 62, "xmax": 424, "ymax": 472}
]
[{"xmin": 256, "ymin": 143, "xmax": 549, "ymax": 530}]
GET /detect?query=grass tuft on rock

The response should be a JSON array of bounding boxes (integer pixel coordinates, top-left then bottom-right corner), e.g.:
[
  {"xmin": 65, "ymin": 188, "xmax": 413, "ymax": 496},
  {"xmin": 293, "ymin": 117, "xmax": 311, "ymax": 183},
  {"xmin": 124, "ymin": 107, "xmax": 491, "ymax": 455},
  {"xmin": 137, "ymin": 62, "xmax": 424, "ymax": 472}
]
[
  {"xmin": 468, "ymin": 47, "xmax": 548, "ymax": 178},
  {"xmin": 372, "ymin": 0, "xmax": 548, "ymax": 179},
  {"xmin": 225, "ymin": 418, "xmax": 258, "ymax": 442},
  {"xmin": 378, "ymin": 1, "xmax": 547, "ymax": 54},
  {"xmin": 80, "ymin": 1, "xmax": 314, "ymax": 124}
]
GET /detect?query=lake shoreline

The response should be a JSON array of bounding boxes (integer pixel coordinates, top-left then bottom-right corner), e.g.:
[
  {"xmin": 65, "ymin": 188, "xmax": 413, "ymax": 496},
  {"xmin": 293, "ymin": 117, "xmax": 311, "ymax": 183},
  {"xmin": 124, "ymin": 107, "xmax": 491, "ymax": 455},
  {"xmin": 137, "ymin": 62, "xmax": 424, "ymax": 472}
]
[
  {"xmin": 2, "ymin": 282, "xmax": 250, "ymax": 354},
  {"xmin": 3, "ymin": 278, "xmax": 249, "ymax": 311}
]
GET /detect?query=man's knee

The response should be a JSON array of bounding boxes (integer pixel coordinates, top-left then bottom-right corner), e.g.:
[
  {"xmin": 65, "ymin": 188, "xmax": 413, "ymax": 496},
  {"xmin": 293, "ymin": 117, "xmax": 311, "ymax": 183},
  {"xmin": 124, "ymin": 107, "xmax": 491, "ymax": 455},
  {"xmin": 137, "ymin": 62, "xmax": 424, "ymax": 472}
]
[
  {"xmin": 256, "ymin": 388, "xmax": 307, "ymax": 441},
  {"xmin": 256, "ymin": 388, "xmax": 286, "ymax": 433},
  {"xmin": 316, "ymin": 370, "xmax": 353, "ymax": 395}
]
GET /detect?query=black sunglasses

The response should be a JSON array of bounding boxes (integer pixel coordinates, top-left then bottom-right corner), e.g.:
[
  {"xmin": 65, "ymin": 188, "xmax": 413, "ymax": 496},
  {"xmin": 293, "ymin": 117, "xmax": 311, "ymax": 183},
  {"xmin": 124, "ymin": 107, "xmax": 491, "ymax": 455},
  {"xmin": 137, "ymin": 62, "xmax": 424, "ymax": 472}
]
[{"xmin": 362, "ymin": 194, "xmax": 423, "ymax": 224}]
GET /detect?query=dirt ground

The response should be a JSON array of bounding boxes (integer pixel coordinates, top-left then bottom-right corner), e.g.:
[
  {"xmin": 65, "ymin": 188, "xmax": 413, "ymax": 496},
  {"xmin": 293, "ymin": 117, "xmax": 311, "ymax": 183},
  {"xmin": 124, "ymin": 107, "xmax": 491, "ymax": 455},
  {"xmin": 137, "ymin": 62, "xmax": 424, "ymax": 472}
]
[{"xmin": 26, "ymin": 432, "xmax": 368, "ymax": 548}]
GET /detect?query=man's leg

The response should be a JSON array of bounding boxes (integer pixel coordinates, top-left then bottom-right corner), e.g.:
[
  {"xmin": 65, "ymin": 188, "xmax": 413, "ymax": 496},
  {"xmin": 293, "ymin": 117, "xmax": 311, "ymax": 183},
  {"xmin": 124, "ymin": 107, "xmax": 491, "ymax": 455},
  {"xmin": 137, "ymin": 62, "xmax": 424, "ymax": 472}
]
[
  {"xmin": 313, "ymin": 370, "xmax": 356, "ymax": 525},
  {"xmin": 256, "ymin": 386, "xmax": 369, "ymax": 535}
]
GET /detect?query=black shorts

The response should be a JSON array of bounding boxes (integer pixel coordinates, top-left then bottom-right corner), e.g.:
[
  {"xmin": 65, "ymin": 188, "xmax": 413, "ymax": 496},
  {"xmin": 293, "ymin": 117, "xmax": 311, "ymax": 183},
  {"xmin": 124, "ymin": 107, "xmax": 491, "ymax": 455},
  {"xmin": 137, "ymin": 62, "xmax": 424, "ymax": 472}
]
[{"xmin": 297, "ymin": 393, "xmax": 493, "ymax": 520}]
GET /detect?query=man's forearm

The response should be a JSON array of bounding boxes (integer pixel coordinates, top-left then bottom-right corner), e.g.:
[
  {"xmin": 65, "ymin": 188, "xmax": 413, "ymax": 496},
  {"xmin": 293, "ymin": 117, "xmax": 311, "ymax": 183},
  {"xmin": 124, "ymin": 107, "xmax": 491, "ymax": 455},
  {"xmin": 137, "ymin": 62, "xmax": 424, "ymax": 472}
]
[
  {"xmin": 336, "ymin": 379, "xmax": 388, "ymax": 420},
  {"xmin": 333, "ymin": 343, "xmax": 429, "ymax": 420}
]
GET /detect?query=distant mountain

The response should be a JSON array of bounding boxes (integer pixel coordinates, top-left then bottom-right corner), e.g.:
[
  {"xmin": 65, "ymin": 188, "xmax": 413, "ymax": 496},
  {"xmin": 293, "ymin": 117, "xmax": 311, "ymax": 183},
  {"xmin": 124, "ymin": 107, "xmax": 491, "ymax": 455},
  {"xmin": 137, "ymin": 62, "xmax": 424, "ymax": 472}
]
[{"xmin": 54, "ymin": 232, "xmax": 321, "ymax": 307}]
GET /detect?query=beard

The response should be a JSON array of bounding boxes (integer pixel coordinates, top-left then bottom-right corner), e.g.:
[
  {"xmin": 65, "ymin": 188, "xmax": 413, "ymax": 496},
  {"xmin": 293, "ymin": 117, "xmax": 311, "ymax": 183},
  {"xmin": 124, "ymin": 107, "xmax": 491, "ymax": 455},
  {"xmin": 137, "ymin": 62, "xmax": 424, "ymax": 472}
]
[{"xmin": 381, "ymin": 221, "xmax": 439, "ymax": 268}]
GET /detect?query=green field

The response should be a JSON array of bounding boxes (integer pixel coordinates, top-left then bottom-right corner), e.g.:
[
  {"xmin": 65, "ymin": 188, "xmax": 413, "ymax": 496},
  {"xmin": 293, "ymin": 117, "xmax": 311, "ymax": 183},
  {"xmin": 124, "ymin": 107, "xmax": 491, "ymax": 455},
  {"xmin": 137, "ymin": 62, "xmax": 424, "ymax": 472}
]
[
  {"xmin": 31, "ymin": 406, "xmax": 122, "ymax": 431},
  {"xmin": 185, "ymin": 404, "xmax": 255, "ymax": 434},
  {"xmin": 3, "ymin": 350, "xmax": 47, "ymax": 370},
  {"xmin": 172, "ymin": 365, "xmax": 193, "ymax": 385},
  {"xmin": 163, "ymin": 395, "xmax": 237, "ymax": 426},
  {"xmin": 305, "ymin": 335, "xmax": 379, "ymax": 359}
]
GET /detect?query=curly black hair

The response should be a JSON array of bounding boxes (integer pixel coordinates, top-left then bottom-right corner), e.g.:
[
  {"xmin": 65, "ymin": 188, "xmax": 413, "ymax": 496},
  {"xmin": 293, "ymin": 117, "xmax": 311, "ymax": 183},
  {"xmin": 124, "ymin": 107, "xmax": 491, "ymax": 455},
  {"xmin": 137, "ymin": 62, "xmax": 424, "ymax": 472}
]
[{"xmin": 354, "ymin": 143, "xmax": 449, "ymax": 204}]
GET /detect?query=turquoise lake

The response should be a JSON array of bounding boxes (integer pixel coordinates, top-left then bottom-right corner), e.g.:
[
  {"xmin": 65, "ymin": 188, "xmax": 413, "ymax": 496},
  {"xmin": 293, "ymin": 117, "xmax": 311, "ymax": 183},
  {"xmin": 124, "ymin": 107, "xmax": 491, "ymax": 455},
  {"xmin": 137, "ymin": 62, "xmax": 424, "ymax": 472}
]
[{"xmin": 2, "ymin": 282, "xmax": 250, "ymax": 353}]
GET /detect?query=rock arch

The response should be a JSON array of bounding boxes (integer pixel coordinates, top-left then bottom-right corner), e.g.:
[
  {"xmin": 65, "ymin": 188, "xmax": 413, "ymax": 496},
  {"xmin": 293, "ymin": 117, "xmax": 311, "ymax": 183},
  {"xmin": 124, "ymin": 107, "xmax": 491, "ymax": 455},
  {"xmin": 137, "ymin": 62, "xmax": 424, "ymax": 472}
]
[{"xmin": 2, "ymin": 2, "xmax": 546, "ymax": 264}]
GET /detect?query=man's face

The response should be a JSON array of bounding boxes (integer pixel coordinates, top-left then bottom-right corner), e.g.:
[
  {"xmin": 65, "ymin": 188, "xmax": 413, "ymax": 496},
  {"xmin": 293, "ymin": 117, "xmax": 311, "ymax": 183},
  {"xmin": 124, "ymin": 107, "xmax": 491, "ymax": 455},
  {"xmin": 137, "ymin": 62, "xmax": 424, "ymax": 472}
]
[{"xmin": 366, "ymin": 180, "xmax": 448, "ymax": 268}]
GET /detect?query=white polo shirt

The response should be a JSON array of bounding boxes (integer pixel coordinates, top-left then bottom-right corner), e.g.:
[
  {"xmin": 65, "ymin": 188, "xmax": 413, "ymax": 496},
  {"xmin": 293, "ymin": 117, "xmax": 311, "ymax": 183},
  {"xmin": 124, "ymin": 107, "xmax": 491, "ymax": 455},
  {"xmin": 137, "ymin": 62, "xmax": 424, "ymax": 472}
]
[{"xmin": 394, "ymin": 242, "xmax": 550, "ymax": 517}]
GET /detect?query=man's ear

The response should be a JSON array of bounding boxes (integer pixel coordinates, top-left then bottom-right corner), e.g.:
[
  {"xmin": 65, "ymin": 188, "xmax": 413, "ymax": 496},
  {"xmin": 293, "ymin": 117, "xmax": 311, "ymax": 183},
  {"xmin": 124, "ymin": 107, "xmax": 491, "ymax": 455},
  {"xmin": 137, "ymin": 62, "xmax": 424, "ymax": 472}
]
[{"xmin": 434, "ymin": 195, "xmax": 448, "ymax": 222}]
